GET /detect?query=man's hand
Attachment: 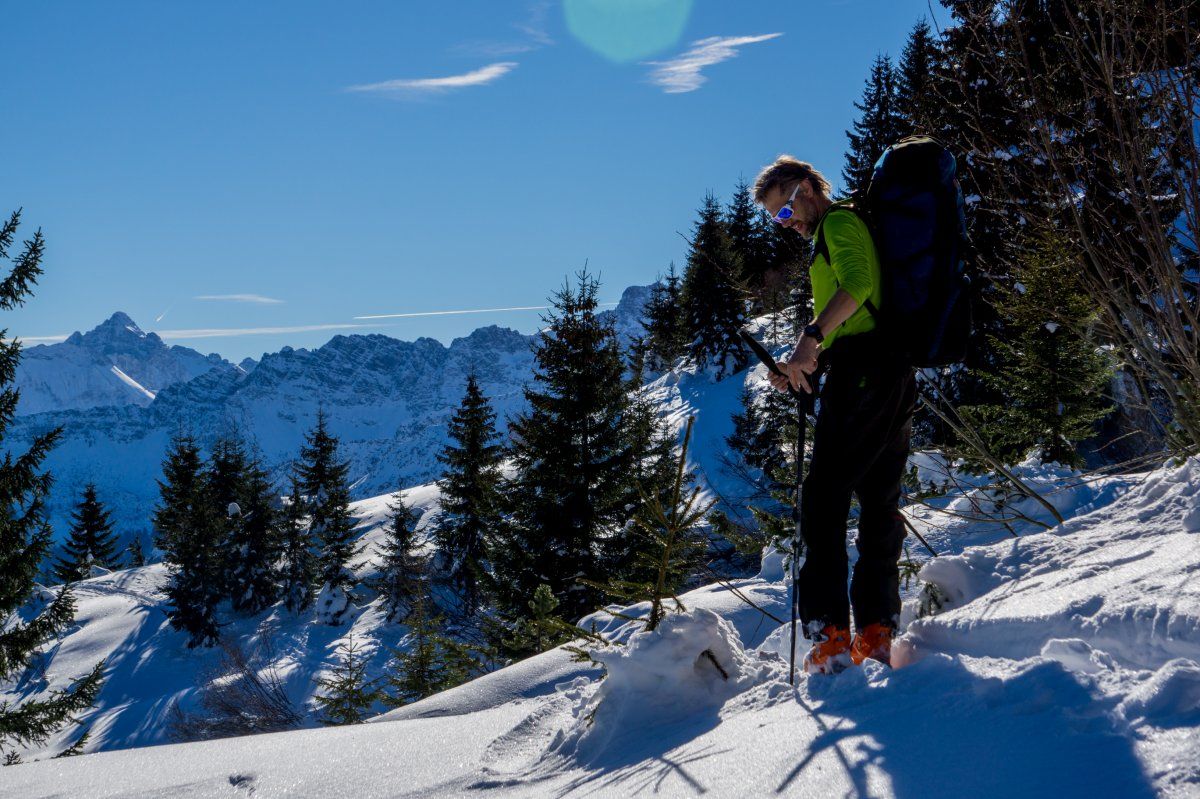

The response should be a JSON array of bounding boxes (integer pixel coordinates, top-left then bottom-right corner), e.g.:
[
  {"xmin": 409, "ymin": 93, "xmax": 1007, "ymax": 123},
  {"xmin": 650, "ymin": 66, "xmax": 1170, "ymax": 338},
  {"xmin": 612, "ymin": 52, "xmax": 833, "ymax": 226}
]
[{"xmin": 768, "ymin": 335, "xmax": 820, "ymax": 394}]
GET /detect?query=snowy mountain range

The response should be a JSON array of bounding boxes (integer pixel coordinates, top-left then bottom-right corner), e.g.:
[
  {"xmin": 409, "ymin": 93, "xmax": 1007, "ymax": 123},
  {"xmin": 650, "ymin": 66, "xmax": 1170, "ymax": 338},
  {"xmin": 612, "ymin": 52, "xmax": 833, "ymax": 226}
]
[
  {"xmin": 14, "ymin": 312, "xmax": 237, "ymax": 415},
  {"xmin": 7, "ymin": 286, "xmax": 653, "ymax": 544}
]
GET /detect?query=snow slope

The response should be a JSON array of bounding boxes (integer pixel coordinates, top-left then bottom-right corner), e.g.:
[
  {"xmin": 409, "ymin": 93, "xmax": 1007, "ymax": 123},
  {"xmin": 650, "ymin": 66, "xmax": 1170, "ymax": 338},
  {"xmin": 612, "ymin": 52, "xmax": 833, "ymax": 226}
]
[{"xmin": 4, "ymin": 451, "xmax": 1198, "ymax": 797}]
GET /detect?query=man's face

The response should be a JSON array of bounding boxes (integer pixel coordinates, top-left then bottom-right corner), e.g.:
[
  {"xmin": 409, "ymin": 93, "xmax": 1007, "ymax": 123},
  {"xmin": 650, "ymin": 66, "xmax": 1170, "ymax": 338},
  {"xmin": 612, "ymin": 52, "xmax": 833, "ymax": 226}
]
[{"xmin": 763, "ymin": 181, "xmax": 821, "ymax": 240}]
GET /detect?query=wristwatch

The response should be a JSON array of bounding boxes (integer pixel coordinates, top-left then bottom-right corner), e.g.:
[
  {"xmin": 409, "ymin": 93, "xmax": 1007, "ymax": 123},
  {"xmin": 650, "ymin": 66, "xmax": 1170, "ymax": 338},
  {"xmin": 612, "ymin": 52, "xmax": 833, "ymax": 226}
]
[{"xmin": 802, "ymin": 323, "xmax": 824, "ymax": 344}]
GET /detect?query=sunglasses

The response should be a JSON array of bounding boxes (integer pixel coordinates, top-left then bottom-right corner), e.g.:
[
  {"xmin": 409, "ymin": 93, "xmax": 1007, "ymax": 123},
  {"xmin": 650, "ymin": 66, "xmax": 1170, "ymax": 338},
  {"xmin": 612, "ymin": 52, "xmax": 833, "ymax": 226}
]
[{"xmin": 771, "ymin": 183, "xmax": 802, "ymax": 224}]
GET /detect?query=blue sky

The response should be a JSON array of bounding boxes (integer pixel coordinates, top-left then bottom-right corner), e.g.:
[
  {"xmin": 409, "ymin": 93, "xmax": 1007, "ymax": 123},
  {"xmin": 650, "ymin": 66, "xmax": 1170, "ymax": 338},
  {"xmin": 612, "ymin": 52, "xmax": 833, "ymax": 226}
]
[{"xmin": 2, "ymin": 0, "xmax": 937, "ymax": 360}]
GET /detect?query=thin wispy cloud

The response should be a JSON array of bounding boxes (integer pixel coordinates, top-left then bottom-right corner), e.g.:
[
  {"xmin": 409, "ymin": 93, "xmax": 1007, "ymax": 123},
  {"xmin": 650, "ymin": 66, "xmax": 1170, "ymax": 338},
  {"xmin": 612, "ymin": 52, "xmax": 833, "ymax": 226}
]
[
  {"xmin": 153, "ymin": 323, "xmax": 385, "ymax": 340},
  {"xmin": 451, "ymin": 1, "xmax": 553, "ymax": 58},
  {"xmin": 346, "ymin": 62, "xmax": 518, "ymax": 97},
  {"xmin": 194, "ymin": 294, "xmax": 285, "ymax": 305},
  {"xmin": 644, "ymin": 33, "xmax": 783, "ymax": 94},
  {"xmin": 354, "ymin": 302, "xmax": 617, "ymax": 321},
  {"xmin": 16, "ymin": 323, "xmax": 388, "ymax": 345}
]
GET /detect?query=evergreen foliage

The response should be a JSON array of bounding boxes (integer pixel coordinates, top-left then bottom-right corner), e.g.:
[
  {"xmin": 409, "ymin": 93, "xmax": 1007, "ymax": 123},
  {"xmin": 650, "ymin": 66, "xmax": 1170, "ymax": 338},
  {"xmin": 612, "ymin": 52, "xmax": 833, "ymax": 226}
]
[
  {"xmin": 382, "ymin": 593, "xmax": 480, "ymax": 707},
  {"xmin": 433, "ymin": 375, "xmax": 504, "ymax": 615},
  {"xmin": 312, "ymin": 635, "xmax": 380, "ymax": 726},
  {"xmin": 154, "ymin": 432, "xmax": 223, "ymax": 647},
  {"xmin": 53, "ymin": 484, "xmax": 119, "ymax": 583},
  {"xmin": 279, "ymin": 477, "xmax": 316, "ymax": 614},
  {"xmin": 494, "ymin": 270, "xmax": 668, "ymax": 622},
  {"xmin": 895, "ymin": 19, "xmax": 940, "ymax": 135},
  {"xmin": 375, "ymin": 494, "xmax": 424, "ymax": 621},
  {"xmin": 727, "ymin": 180, "xmax": 771, "ymax": 305},
  {"xmin": 501, "ymin": 584, "xmax": 575, "ymax": 659},
  {"xmin": 297, "ymin": 411, "xmax": 359, "ymax": 603},
  {"xmin": 208, "ymin": 438, "xmax": 281, "ymax": 614},
  {"xmin": 0, "ymin": 209, "xmax": 103, "ymax": 761},
  {"xmin": 679, "ymin": 195, "xmax": 747, "ymax": 377},
  {"xmin": 843, "ymin": 54, "xmax": 902, "ymax": 197},
  {"xmin": 125, "ymin": 535, "xmax": 146, "ymax": 568},
  {"xmin": 962, "ymin": 229, "xmax": 1113, "ymax": 466},
  {"xmin": 641, "ymin": 262, "xmax": 687, "ymax": 373},
  {"xmin": 592, "ymin": 417, "xmax": 713, "ymax": 632}
]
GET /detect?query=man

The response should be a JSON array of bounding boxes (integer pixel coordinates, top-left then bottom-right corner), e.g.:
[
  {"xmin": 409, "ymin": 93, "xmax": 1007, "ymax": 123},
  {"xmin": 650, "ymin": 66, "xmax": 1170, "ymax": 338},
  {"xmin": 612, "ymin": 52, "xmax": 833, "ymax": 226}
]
[{"xmin": 753, "ymin": 156, "xmax": 916, "ymax": 675}]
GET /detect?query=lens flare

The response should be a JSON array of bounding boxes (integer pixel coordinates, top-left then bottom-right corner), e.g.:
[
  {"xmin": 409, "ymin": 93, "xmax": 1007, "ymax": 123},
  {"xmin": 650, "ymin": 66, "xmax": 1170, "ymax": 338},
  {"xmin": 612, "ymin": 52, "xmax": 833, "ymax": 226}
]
[{"xmin": 563, "ymin": 0, "xmax": 693, "ymax": 63}]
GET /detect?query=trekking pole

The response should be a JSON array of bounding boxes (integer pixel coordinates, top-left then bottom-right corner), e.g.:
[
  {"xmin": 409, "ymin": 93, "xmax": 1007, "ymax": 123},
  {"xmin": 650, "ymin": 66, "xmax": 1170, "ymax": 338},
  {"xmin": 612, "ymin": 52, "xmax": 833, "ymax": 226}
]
[{"xmin": 737, "ymin": 329, "xmax": 810, "ymax": 686}]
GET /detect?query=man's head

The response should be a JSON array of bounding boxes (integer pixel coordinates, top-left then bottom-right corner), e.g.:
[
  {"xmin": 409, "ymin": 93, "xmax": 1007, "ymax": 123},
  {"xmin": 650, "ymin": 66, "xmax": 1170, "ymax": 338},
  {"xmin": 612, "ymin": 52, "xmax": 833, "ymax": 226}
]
[{"xmin": 752, "ymin": 156, "xmax": 832, "ymax": 240}]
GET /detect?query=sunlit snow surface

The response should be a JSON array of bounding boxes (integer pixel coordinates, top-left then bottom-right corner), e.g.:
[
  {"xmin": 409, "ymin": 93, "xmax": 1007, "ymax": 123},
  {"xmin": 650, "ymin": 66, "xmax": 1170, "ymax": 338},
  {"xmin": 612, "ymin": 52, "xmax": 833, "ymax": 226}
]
[{"xmin": 3, "ymin": 450, "xmax": 1199, "ymax": 797}]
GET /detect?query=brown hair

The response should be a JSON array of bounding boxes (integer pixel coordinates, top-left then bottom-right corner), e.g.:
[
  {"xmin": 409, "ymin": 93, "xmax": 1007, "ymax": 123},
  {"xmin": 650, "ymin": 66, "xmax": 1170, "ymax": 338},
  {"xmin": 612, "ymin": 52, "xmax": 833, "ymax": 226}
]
[{"xmin": 752, "ymin": 156, "xmax": 832, "ymax": 204}]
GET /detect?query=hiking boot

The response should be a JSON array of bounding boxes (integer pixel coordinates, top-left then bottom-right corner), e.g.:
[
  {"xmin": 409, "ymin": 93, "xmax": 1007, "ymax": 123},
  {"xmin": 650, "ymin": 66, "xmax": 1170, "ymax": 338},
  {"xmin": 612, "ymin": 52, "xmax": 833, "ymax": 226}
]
[
  {"xmin": 850, "ymin": 623, "xmax": 894, "ymax": 666},
  {"xmin": 802, "ymin": 625, "xmax": 852, "ymax": 675}
]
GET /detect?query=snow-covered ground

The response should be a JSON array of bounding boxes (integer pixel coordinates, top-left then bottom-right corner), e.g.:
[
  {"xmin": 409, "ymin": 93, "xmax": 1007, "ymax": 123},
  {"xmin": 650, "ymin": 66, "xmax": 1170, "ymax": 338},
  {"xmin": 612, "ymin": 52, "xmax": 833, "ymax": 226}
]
[{"xmin": 3, "ymin": 443, "xmax": 1197, "ymax": 797}]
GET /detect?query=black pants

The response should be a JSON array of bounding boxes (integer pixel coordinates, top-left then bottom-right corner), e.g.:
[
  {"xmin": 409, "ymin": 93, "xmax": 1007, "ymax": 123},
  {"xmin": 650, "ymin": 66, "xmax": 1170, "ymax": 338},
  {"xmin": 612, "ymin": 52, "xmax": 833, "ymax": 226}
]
[{"xmin": 797, "ymin": 333, "xmax": 916, "ymax": 637}]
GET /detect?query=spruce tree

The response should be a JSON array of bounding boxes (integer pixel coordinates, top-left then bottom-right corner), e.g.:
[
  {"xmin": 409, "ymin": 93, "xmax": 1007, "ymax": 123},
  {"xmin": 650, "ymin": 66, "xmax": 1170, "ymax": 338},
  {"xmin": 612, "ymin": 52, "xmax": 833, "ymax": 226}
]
[
  {"xmin": 592, "ymin": 418, "xmax": 712, "ymax": 631},
  {"xmin": 501, "ymin": 583, "xmax": 574, "ymax": 659},
  {"xmin": 727, "ymin": 180, "xmax": 771, "ymax": 306},
  {"xmin": 125, "ymin": 535, "xmax": 146, "ymax": 568},
  {"xmin": 895, "ymin": 18, "xmax": 940, "ymax": 135},
  {"xmin": 843, "ymin": 54, "xmax": 902, "ymax": 196},
  {"xmin": 381, "ymin": 592, "xmax": 479, "ymax": 707},
  {"xmin": 208, "ymin": 439, "xmax": 281, "ymax": 614},
  {"xmin": 494, "ymin": 270, "xmax": 661, "ymax": 621},
  {"xmin": 53, "ymin": 484, "xmax": 119, "ymax": 583},
  {"xmin": 642, "ymin": 262, "xmax": 686, "ymax": 373},
  {"xmin": 433, "ymin": 375, "xmax": 504, "ymax": 615},
  {"xmin": 963, "ymin": 229, "xmax": 1113, "ymax": 466},
  {"xmin": 279, "ymin": 477, "xmax": 316, "ymax": 614},
  {"xmin": 297, "ymin": 411, "xmax": 360, "ymax": 621},
  {"xmin": 154, "ymin": 432, "xmax": 223, "ymax": 647},
  {"xmin": 679, "ymin": 194, "xmax": 747, "ymax": 377},
  {"xmin": 0, "ymin": 210, "xmax": 103, "ymax": 762},
  {"xmin": 375, "ymin": 494, "xmax": 423, "ymax": 621},
  {"xmin": 312, "ymin": 635, "xmax": 380, "ymax": 725}
]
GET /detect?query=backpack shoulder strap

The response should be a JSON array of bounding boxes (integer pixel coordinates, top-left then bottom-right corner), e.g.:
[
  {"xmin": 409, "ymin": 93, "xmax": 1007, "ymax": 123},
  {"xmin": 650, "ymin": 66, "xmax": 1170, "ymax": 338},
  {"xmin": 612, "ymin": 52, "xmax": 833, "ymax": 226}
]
[
  {"xmin": 812, "ymin": 201, "xmax": 863, "ymax": 266},
  {"xmin": 812, "ymin": 202, "xmax": 879, "ymax": 321}
]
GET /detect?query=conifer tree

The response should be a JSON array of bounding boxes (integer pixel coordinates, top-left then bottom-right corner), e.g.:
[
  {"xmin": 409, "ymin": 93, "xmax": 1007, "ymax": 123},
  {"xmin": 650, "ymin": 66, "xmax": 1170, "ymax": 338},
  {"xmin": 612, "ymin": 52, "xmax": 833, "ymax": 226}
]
[
  {"xmin": 381, "ymin": 592, "xmax": 480, "ymax": 706},
  {"xmin": 501, "ymin": 584, "xmax": 574, "ymax": 659},
  {"xmin": 592, "ymin": 418, "xmax": 712, "ymax": 632},
  {"xmin": 963, "ymin": 229, "xmax": 1113, "ymax": 466},
  {"xmin": 208, "ymin": 439, "xmax": 281, "ymax": 614},
  {"xmin": 494, "ymin": 270, "xmax": 662, "ymax": 621},
  {"xmin": 0, "ymin": 210, "xmax": 103, "ymax": 762},
  {"xmin": 895, "ymin": 18, "xmax": 940, "ymax": 135},
  {"xmin": 53, "ymin": 484, "xmax": 119, "ymax": 583},
  {"xmin": 727, "ymin": 180, "xmax": 771, "ymax": 305},
  {"xmin": 433, "ymin": 375, "xmax": 504, "ymax": 615},
  {"xmin": 125, "ymin": 535, "xmax": 146, "ymax": 568},
  {"xmin": 843, "ymin": 54, "xmax": 902, "ymax": 196},
  {"xmin": 279, "ymin": 477, "xmax": 316, "ymax": 614},
  {"xmin": 642, "ymin": 263, "xmax": 686, "ymax": 372},
  {"xmin": 297, "ymin": 411, "xmax": 359, "ymax": 621},
  {"xmin": 312, "ymin": 635, "xmax": 380, "ymax": 726},
  {"xmin": 375, "ymin": 494, "xmax": 423, "ymax": 621},
  {"xmin": 679, "ymin": 194, "xmax": 747, "ymax": 377},
  {"xmin": 154, "ymin": 432, "xmax": 223, "ymax": 647}
]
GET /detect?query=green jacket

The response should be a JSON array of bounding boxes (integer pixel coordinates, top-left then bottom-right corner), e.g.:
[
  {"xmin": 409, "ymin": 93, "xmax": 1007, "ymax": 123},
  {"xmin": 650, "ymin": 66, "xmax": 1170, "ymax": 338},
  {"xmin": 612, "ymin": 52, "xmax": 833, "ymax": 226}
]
[{"xmin": 810, "ymin": 203, "xmax": 882, "ymax": 349}]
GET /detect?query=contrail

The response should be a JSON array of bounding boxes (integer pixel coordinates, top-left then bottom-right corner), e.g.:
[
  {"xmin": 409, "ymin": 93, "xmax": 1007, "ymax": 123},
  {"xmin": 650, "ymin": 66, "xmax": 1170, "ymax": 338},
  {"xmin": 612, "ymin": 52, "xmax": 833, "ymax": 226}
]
[
  {"xmin": 354, "ymin": 302, "xmax": 617, "ymax": 321},
  {"xmin": 155, "ymin": 303, "xmax": 174, "ymax": 323}
]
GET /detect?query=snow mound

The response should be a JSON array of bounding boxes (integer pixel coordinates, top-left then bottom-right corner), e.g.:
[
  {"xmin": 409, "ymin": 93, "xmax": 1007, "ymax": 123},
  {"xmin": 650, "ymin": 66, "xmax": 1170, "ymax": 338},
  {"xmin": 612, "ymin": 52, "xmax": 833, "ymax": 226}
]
[
  {"xmin": 555, "ymin": 609, "xmax": 764, "ymax": 763},
  {"xmin": 905, "ymin": 456, "xmax": 1200, "ymax": 670}
]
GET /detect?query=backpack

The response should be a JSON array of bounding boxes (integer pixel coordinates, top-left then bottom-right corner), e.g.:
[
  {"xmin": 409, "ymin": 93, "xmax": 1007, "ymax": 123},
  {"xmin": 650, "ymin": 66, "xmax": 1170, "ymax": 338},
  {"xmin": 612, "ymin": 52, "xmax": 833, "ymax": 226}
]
[{"xmin": 814, "ymin": 135, "xmax": 973, "ymax": 367}]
